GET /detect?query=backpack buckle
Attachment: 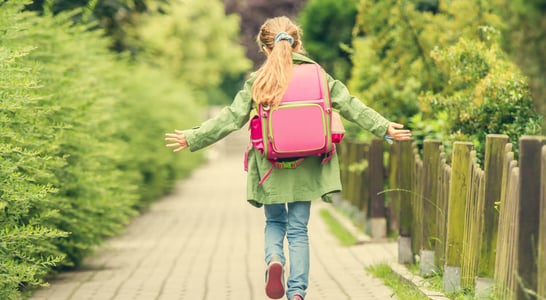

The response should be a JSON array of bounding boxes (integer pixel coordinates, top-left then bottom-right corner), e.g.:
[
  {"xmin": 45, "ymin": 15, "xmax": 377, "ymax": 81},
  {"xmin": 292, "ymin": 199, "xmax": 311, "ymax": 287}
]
[{"xmin": 273, "ymin": 158, "xmax": 304, "ymax": 169}]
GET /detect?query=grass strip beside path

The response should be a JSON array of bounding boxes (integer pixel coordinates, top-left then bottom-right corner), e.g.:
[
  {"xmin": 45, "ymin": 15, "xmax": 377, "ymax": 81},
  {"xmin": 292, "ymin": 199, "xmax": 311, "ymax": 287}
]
[
  {"xmin": 319, "ymin": 208, "xmax": 358, "ymax": 247},
  {"xmin": 367, "ymin": 263, "xmax": 428, "ymax": 300}
]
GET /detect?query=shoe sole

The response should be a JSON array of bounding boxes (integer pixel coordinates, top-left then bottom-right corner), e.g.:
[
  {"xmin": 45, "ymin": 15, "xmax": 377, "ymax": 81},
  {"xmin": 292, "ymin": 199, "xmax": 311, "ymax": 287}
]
[{"xmin": 265, "ymin": 263, "xmax": 284, "ymax": 299}]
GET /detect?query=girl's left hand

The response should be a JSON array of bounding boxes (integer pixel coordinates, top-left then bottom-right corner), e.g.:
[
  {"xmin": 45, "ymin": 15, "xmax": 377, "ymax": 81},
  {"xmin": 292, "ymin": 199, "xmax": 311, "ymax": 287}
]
[
  {"xmin": 165, "ymin": 130, "xmax": 189, "ymax": 152},
  {"xmin": 386, "ymin": 122, "xmax": 412, "ymax": 141}
]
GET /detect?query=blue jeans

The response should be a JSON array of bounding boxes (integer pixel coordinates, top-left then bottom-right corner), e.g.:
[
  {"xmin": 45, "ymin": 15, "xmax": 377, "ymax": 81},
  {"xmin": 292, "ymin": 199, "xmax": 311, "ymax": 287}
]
[{"xmin": 264, "ymin": 201, "xmax": 310, "ymax": 299}]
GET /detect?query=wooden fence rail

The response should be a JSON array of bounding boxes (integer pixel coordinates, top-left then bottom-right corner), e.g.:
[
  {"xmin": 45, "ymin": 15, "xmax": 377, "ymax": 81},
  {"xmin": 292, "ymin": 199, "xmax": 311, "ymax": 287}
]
[{"xmin": 338, "ymin": 134, "xmax": 546, "ymax": 299}]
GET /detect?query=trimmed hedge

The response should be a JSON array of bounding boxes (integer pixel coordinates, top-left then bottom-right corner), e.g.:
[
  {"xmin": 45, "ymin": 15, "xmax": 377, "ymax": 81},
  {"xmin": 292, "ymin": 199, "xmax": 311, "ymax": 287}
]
[{"xmin": 0, "ymin": 2, "xmax": 207, "ymax": 298}]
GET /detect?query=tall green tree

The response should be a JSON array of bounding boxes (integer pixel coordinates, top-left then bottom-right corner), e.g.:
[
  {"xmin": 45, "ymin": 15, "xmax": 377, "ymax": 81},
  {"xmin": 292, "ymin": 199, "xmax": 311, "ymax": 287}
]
[
  {"xmin": 493, "ymin": 0, "xmax": 546, "ymax": 134},
  {"xmin": 298, "ymin": 0, "xmax": 358, "ymax": 81}
]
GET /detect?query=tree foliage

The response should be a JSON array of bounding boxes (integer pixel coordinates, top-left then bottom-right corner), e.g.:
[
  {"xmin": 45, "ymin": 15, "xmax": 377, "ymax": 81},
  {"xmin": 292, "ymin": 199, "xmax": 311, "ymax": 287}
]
[
  {"xmin": 25, "ymin": 0, "xmax": 252, "ymax": 105},
  {"xmin": 25, "ymin": 0, "xmax": 170, "ymax": 52},
  {"xmin": 350, "ymin": 0, "xmax": 501, "ymax": 123},
  {"xmin": 135, "ymin": 0, "xmax": 251, "ymax": 92},
  {"xmin": 298, "ymin": 0, "xmax": 358, "ymax": 81},
  {"xmin": 492, "ymin": 0, "xmax": 546, "ymax": 134},
  {"xmin": 348, "ymin": 0, "xmax": 542, "ymax": 159}
]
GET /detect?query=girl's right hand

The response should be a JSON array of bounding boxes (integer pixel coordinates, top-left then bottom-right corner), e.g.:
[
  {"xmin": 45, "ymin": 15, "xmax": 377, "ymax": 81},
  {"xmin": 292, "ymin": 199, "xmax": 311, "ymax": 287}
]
[{"xmin": 165, "ymin": 130, "xmax": 189, "ymax": 153}]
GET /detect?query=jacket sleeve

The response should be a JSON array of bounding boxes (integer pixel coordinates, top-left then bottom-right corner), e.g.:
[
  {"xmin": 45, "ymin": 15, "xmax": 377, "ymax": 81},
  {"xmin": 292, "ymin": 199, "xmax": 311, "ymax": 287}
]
[
  {"xmin": 183, "ymin": 76, "xmax": 255, "ymax": 152},
  {"xmin": 327, "ymin": 74, "xmax": 390, "ymax": 137}
]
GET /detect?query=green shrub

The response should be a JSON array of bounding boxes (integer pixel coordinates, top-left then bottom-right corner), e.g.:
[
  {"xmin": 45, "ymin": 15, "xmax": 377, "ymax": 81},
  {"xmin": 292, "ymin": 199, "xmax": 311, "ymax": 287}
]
[
  {"xmin": 114, "ymin": 63, "xmax": 205, "ymax": 207},
  {"xmin": 348, "ymin": 0, "xmax": 542, "ymax": 157},
  {"xmin": 493, "ymin": 0, "xmax": 546, "ymax": 134},
  {"xmin": 421, "ymin": 35, "xmax": 542, "ymax": 159},
  {"xmin": 1, "ymin": 4, "xmax": 68, "ymax": 297},
  {"xmin": 0, "ymin": 1, "xmax": 216, "ymax": 298},
  {"xmin": 349, "ymin": 0, "xmax": 503, "ymax": 124}
]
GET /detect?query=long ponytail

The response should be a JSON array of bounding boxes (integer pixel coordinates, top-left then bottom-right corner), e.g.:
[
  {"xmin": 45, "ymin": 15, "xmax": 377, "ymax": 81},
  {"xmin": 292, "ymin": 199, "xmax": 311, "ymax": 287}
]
[{"xmin": 251, "ymin": 17, "xmax": 304, "ymax": 108}]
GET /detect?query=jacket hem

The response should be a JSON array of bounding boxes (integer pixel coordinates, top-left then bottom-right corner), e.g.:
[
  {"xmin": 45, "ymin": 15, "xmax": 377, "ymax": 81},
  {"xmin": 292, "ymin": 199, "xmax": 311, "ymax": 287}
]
[{"xmin": 246, "ymin": 188, "xmax": 341, "ymax": 208}]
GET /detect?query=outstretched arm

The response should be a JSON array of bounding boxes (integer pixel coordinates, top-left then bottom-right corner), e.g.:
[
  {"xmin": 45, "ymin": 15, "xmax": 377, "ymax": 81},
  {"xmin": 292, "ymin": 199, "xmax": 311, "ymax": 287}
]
[{"xmin": 164, "ymin": 74, "xmax": 255, "ymax": 153}]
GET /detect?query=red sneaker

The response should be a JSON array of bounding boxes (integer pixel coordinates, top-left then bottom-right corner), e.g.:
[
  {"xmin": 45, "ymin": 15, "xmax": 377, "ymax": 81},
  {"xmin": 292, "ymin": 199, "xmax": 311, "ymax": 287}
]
[
  {"xmin": 291, "ymin": 295, "xmax": 304, "ymax": 300},
  {"xmin": 265, "ymin": 261, "xmax": 285, "ymax": 299}
]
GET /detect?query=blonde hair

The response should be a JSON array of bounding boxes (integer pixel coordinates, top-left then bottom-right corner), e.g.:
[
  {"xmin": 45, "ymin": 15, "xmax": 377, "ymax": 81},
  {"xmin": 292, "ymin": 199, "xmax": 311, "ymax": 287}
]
[{"xmin": 251, "ymin": 16, "xmax": 304, "ymax": 108}]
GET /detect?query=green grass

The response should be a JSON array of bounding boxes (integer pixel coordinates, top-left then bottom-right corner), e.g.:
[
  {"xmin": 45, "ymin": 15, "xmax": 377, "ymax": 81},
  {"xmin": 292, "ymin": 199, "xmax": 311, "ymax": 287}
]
[
  {"xmin": 319, "ymin": 208, "xmax": 358, "ymax": 246},
  {"xmin": 406, "ymin": 263, "xmax": 481, "ymax": 300},
  {"xmin": 366, "ymin": 263, "xmax": 428, "ymax": 300},
  {"xmin": 414, "ymin": 268, "xmax": 456, "ymax": 298}
]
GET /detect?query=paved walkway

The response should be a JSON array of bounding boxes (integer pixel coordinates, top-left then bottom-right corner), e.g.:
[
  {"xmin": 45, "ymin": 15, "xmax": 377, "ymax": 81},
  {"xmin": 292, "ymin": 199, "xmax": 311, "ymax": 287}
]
[{"xmin": 31, "ymin": 128, "xmax": 398, "ymax": 300}]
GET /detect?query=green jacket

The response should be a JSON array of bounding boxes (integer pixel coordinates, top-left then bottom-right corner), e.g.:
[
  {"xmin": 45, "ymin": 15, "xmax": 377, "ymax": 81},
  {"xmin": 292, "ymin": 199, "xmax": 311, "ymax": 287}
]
[{"xmin": 184, "ymin": 53, "xmax": 390, "ymax": 207}]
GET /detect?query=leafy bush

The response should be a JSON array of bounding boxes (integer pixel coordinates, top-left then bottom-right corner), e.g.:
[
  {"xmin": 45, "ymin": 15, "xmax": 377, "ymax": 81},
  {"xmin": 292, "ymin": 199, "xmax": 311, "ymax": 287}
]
[
  {"xmin": 348, "ymin": 0, "xmax": 503, "ymax": 124},
  {"xmin": 421, "ymin": 35, "xmax": 542, "ymax": 159},
  {"xmin": 0, "ymin": 0, "xmax": 245, "ymax": 298},
  {"xmin": 348, "ymin": 0, "xmax": 542, "ymax": 159},
  {"xmin": 493, "ymin": 0, "xmax": 546, "ymax": 134},
  {"xmin": 1, "ymin": 4, "xmax": 68, "ymax": 297}
]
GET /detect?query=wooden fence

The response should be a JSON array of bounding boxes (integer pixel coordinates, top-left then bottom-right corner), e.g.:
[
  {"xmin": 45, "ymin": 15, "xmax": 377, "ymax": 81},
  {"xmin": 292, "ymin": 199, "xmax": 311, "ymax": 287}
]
[{"xmin": 338, "ymin": 134, "xmax": 546, "ymax": 299}]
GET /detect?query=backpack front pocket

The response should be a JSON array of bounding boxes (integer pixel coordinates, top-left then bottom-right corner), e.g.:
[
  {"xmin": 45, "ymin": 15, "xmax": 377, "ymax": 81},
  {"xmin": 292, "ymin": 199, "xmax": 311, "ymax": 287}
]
[{"xmin": 269, "ymin": 103, "xmax": 327, "ymax": 155}]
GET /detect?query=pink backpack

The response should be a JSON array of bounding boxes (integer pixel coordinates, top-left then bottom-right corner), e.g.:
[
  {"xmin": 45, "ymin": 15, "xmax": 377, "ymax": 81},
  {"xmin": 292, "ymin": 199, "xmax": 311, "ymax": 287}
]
[{"xmin": 246, "ymin": 63, "xmax": 344, "ymax": 185}]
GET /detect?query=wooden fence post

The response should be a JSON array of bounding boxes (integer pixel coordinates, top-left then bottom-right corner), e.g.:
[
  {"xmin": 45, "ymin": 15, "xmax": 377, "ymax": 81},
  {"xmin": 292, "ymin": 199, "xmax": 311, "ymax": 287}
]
[
  {"xmin": 494, "ymin": 144, "xmax": 518, "ymax": 300},
  {"xmin": 538, "ymin": 145, "xmax": 546, "ymax": 299},
  {"xmin": 338, "ymin": 140, "xmax": 369, "ymax": 227},
  {"xmin": 388, "ymin": 141, "xmax": 401, "ymax": 235},
  {"xmin": 358, "ymin": 142, "xmax": 370, "ymax": 224},
  {"xmin": 346, "ymin": 141, "xmax": 359, "ymax": 208},
  {"xmin": 420, "ymin": 140, "xmax": 442, "ymax": 276},
  {"xmin": 461, "ymin": 151, "xmax": 484, "ymax": 290},
  {"xmin": 475, "ymin": 134, "xmax": 509, "ymax": 297},
  {"xmin": 516, "ymin": 136, "xmax": 546, "ymax": 299},
  {"xmin": 435, "ymin": 152, "xmax": 450, "ymax": 271},
  {"xmin": 368, "ymin": 138, "xmax": 386, "ymax": 239},
  {"xmin": 398, "ymin": 140, "xmax": 414, "ymax": 264},
  {"xmin": 444, "ymin": 142, "xmax": 473, "ymax": 293},
  {"xmin": 411, "ymin": 146, "xmax": 424, "ymax": 259}
]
